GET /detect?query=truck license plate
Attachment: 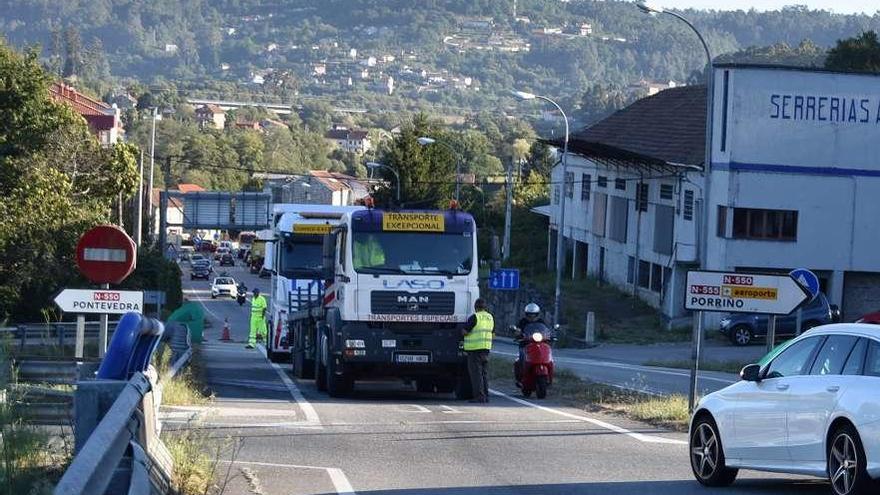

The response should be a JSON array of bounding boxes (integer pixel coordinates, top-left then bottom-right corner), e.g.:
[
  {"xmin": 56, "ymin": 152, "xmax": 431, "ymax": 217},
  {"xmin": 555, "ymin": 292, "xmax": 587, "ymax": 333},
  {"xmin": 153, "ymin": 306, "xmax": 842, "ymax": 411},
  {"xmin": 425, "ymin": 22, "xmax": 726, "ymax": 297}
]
[{"xmin": 396, "ymin": 354, "xmax": 429, "ymax": 364}]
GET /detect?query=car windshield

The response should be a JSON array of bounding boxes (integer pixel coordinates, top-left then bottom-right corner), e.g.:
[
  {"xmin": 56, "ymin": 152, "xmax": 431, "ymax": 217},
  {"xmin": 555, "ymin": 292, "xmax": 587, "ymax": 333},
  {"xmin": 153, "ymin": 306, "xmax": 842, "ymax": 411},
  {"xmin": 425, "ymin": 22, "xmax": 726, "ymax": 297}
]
[
  {"xmin": 352, "ymin": 232, "xmax": 473, "ymax": 275},
  {"xmin": 280, "ymin": 234, "xmax": 323, "ymax": 276},
  {"xmin": 214, "ymin": 278, "xmax": 234, "ymax": 285}
]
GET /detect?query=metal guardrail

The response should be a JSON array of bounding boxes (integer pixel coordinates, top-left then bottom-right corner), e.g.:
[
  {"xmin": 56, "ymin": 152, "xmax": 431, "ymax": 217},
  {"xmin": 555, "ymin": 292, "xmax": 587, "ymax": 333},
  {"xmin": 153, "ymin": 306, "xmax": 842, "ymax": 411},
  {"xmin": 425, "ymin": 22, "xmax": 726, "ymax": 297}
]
[
  {"xmin": 0, "ymin": 322, "xmax": 122, "ymax": 352},
  {"xmin": 54, "ymin": 321, "xmax": 192, "ymax": 495}
]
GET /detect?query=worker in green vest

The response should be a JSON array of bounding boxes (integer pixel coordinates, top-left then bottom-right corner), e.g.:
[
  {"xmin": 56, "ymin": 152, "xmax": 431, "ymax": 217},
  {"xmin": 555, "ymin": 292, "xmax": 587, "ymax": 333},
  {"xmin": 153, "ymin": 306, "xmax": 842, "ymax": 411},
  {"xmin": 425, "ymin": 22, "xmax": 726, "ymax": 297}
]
[
  {"xmin": 462, "ymin": 298, "xmax": 494, "ymax": 403},
  {"xmin": 353, "ymin": 234, "xmax": 385, "ymax": 269},
  {"xmin": 248, "ymin": 287, "xmax": 268, "ymax": 349}
]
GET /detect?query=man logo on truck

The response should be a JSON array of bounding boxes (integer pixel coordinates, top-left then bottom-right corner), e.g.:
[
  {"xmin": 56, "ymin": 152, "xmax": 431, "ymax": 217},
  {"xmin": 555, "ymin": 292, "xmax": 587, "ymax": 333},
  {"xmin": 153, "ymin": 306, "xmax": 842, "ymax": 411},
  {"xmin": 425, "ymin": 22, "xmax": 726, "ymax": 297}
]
[{"xmin": 397, "ymin": 295, "xmax": 430, "ymax": 304}]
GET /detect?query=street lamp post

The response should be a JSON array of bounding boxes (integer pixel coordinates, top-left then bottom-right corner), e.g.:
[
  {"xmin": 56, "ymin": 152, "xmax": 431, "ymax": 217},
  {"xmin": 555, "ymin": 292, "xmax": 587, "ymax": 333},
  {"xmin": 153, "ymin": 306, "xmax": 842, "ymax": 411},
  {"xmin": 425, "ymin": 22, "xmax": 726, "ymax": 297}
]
[
  {"xmin": 638, "ymin": 1, "xmax": 714, "ymax": 413},
  {"xmin": 417, "ymin": 137, "xmax": 463, "ymax": 202},
  {"xmin": 366, "ymin": 161, "xmax": 400, "ymax": 202},
  {"xmin": 512, "ymin": 90, "xmax": 570, "ymax": 328}
]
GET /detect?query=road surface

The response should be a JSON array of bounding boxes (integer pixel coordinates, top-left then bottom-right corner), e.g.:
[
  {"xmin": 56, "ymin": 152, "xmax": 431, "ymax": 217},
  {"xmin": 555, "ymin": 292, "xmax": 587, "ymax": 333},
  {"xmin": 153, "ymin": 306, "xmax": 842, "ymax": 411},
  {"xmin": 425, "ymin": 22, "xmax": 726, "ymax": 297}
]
[{"xmin": 169, "ymin": 260, "xmax": 827, "ymax": 495}]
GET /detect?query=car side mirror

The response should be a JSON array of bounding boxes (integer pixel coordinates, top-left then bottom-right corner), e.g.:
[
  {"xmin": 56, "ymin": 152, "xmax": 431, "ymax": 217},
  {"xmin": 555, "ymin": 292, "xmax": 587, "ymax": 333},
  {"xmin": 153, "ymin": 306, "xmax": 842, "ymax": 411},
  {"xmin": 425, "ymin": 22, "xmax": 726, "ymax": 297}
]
[{"xmin": 740, "ymin": 363, "xmax": 761, "ymax": 382}]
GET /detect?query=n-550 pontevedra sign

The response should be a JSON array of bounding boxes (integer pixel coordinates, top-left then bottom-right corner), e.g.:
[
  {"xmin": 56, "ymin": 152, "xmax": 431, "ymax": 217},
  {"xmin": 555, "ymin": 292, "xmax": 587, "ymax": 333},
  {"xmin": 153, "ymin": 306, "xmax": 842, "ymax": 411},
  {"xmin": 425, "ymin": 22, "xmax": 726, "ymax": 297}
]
[{"xmin": 54, "ymin": 289, "xmax": 144, "ymax": 314}]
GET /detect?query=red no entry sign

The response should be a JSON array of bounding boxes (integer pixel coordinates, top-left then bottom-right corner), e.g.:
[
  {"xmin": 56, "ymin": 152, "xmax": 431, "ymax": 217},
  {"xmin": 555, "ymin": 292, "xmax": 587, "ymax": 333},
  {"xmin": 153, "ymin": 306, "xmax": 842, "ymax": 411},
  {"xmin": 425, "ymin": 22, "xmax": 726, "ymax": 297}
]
[{"xmin": 75, "ymin": 225, "xmax": 137, "ymax": 284}]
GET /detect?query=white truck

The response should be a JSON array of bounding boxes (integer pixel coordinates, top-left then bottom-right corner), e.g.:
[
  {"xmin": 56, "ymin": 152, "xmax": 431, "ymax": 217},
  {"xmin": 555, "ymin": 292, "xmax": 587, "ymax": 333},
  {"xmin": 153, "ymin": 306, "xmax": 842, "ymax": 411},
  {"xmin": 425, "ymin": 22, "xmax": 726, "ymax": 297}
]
[
  {"xmin": 288, "ymin": 207, "xmax": 481, "ymax": 398},
  {"xmin": 265, "ymin": 205, "xmax": 364, "ymax": 361}
]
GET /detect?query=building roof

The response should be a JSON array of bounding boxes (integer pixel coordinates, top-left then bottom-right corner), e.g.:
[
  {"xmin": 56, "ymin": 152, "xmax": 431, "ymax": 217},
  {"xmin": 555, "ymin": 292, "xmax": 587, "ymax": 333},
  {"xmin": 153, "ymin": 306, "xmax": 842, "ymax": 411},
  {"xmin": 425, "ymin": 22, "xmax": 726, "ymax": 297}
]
[
  {"xmin": 196, "ymin": 104, "xmax": 225, "ymax": 115},
  {"xmin": 49, "ymin": 82, "xmax": 119, "ymax": 131},
  {"xmin": 324, "ymin": 128, "xmax": 369, "ymax": 141},
  {"xmin": 566, "ymin": 85, "xmax": 706, "ymax": 168},
  {"xmin": 177, "ymin": 183, "xmax": 206, "ymax": 193},
  {"xmin": 324, "ymin": 129, "xmax": 350, "ymax": 140}
]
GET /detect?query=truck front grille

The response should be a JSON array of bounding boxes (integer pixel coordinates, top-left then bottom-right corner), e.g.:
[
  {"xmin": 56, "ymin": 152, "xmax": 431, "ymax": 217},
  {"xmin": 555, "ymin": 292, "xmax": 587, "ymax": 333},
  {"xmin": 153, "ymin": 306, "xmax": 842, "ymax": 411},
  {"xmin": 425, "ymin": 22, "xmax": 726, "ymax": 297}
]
[{"xmin": 370, "ymin": 291, "xmax": 455, "ymax": 315}]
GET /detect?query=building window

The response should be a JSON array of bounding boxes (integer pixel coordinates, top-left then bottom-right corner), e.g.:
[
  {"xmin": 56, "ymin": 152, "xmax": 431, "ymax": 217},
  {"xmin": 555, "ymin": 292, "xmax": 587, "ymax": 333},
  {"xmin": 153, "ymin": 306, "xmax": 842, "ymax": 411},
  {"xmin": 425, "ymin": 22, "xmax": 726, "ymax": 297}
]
[
  {"xmin": 581, "ymin": 174, "xmax": 591, "ymax": 202},
  {"xmin": 615, "ymin": 178, "xmax": 626, "ymax": 190},
  {"xmin": 638, "ymin": 260, "xmax": 650, "ymax": 289},
  {"xmin": 564, "ymin": 171, "xmax": 574, "ymax": 198},
  {"xmin": 731, "ymin": 208, "xmax": 798, "ymax": 241},
  {"xmin": 651, "ymin": 263, "xmax": 663, "ymax": 292},
  {"xmin": 627, "ymin": 256, "xmax": 635, "ymax": 284},
  {"xmin": 636, "ymin": 183, "xmax": 649, "ymax": 212},
  {"xmin": 683, "ymin": 190, "xmax": 694, "ymax": 221},
  {"xmin": 717, "ymin": 206, "xmax": 728, "ymax": 237},
  {"xmin": 660, "ymin": 184, "xmax": 674, "ymax": 200},
  {"xmin": 597, "ymin": 176, "xmax": 607, "ymax": 188},
  {"xmin": 553, "ymin": 186, "xmax": 560, "ymax": 205}
]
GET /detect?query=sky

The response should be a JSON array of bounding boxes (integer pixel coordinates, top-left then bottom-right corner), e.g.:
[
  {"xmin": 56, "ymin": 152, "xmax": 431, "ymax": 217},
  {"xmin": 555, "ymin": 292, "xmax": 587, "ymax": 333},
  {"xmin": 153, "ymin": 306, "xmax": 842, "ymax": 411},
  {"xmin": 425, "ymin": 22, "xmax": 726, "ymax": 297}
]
[{"xmin": 655, "ymin": 0, "xmax": 878, "ymax": 15}]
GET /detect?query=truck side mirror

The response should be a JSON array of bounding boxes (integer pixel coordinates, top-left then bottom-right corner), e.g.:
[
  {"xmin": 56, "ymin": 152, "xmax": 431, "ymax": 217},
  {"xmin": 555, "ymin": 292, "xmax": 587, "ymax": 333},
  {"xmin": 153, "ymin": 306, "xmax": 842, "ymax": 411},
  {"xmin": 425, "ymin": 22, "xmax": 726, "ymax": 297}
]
[{"xmin": 322, "ymin": 232, "xmax": 337, "ymax": 280}]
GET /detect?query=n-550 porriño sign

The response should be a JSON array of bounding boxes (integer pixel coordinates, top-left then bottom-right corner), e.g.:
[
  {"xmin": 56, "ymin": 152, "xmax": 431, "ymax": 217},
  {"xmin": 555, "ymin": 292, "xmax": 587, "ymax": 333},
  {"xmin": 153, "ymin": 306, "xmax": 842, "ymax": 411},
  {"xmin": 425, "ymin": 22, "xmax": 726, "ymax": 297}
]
[{"xmin": 685, "ymin": 271, "xmax": 810, "ymax": 315}]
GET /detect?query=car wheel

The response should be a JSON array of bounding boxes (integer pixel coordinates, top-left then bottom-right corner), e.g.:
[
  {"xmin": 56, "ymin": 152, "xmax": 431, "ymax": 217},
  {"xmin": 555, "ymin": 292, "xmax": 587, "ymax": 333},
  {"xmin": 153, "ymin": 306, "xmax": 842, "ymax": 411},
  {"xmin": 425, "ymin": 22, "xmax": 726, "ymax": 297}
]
[
  {"xmin": 729, "ymin": 325, "xmax": 752, "ymax": 346},
  {"xmin": 690, "ymin": 415, "xmax": 738, "ymax": 487},
  {"xmin": 211, "ymin": 294, "xmax": 216, "ymax": 299},
  {"xmin": 828, "ymin": 424, "xmax": 872, "ymax": 495}
]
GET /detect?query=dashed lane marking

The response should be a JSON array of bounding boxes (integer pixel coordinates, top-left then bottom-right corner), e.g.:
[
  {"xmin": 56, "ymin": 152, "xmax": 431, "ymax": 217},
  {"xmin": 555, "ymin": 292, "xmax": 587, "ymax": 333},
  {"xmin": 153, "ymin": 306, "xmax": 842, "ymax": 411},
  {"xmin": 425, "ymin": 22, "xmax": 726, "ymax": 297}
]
[
  {"xmin": 398, "ymin": 404, "xmax": 432, "ymax": 413},
  {"xmin": 439, "ymin": 405, "xmax": 464, "ymax": 414},
  {"xmin": 257, "ymin": 344, "xmax": 322, "ymax": 426},
  {"xmin": 489, "ymin": 388, "xmax": 688, "ymax": 446}
]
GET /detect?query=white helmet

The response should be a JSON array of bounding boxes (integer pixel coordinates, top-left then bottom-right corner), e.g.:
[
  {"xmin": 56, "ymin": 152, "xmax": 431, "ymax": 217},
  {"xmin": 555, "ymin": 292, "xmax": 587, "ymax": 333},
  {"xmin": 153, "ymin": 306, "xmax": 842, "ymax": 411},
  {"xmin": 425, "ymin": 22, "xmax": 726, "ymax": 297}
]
[{"xmin": 524, "ymin": 303, "xmax": 540, "ymax": 315}]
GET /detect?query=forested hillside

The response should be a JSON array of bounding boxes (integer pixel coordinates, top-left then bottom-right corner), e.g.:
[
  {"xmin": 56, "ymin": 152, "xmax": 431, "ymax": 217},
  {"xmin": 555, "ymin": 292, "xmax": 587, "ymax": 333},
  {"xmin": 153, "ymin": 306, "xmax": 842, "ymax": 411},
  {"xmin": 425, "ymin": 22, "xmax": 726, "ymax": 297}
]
[{"xmin": 1, "ymin": 0, "xmax": 877, "ymax": 113}]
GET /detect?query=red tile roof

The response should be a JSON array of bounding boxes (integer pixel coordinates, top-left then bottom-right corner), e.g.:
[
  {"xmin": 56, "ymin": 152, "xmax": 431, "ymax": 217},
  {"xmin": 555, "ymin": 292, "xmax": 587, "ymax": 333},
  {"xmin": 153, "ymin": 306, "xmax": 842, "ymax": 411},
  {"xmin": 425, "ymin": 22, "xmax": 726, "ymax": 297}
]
[
  {"xmin": 177, "ymin": 183, "xmax": 206, "ymax": 193},
  {"xmin": 49, "ymin": 82, "xmax": 119, "ymax": 131}
]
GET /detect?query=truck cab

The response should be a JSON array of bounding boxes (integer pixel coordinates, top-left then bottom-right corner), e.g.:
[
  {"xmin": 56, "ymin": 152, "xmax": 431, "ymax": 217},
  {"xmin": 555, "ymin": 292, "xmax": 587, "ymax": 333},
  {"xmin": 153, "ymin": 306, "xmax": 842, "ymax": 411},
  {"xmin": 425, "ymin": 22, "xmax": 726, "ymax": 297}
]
[{"xmin": 313, "ymin": 208, "xmax": 480, "ymax": 397}]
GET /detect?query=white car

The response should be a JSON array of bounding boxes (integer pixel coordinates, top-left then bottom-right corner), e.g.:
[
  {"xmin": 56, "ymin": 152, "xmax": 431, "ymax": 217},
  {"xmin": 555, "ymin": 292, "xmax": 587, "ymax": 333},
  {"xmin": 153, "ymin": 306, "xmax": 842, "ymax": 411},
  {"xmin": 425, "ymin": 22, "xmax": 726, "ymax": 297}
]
[
  {"xmin": 691, "ymin": 323, "xmax": 880, "ymax": 495},
  {"xmin": 211, "ymin": 277, "xmax": 237, "ymax": 299}
]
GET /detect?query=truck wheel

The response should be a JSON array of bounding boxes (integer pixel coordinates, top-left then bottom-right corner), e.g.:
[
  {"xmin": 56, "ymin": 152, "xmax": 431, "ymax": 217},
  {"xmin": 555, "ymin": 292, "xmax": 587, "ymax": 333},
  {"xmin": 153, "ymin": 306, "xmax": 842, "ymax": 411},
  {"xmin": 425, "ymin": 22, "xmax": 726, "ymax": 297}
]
[
  {"xmin": 454, "ymin": 374, "xmax": 473, "ymax": 400},
  {"xmin": 536, "ymin": 375, "xmax": 548, "ymax": 399},
  {"xmin": 435, "ymin": 379, "xmax": 456, "ymax": 394},
  {"xmin": 326, "ymin": 356, "xmax": 352, "ymax": 398},
  {"xmin": 315, "ymin": 337, "xmax": 327, "ymax": 392}
]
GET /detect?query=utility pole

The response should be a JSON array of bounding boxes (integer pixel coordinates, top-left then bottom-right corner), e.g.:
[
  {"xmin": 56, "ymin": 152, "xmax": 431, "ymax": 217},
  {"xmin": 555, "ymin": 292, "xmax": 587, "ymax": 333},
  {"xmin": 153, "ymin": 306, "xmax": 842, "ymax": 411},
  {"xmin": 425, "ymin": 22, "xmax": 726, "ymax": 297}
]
[
  {"xmin": 136, "ymin": 149, "xmax": 144, "ymax": 247},
  {"xmin": 158, "ymin": 156, "xmax": 171, "ymax": 259},
  {"xmin": 147, "ymin": 107, "xmax": 157, "ymax": 242},
  {"xmin": 502, "ymin": 159, "xmax": 514, "ymax": 260}
]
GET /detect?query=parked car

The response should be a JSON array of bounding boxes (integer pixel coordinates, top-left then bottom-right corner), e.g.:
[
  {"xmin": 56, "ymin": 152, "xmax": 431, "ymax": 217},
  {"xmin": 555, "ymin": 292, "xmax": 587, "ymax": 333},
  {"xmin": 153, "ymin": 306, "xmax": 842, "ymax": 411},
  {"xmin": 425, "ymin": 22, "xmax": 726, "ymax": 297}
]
[
  {"xmin": 690, "ymin": 323, "xmax": 880, "ymax": 495},
  {"xmin": 191, "ymin": 264, "xmax": 211, "ymax": 280},
  {"xmin": 219, "ymin": 253, "xmax": 235, "ymax": 266},
  {"xmin": 211, "ymin": 277, "xmax": 237, "ymax": 299},
  {"xmin": 719, "ymin": 292, "xmax": 834, "ymax": 346}
]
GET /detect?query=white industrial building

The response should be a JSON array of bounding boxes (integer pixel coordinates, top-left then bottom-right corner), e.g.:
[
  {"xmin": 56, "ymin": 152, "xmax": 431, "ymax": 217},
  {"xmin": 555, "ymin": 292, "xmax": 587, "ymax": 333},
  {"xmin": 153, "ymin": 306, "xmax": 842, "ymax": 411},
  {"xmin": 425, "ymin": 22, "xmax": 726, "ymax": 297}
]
[{"xmin": 542, "ymin": 64, "xmax": 880, "ymax": 324}]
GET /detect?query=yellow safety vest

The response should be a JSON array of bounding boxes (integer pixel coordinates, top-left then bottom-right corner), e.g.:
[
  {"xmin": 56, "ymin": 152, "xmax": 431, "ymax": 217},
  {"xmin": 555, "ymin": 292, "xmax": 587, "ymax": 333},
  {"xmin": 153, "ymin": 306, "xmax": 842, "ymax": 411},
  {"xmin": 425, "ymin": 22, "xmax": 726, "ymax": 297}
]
[
  {"xmin": 251, "ymin": 295, "xmax": 267, "ymax": 319},
  {"xmin": 464, "ymin": 311, "xmax": 494, "ymax": 351}
]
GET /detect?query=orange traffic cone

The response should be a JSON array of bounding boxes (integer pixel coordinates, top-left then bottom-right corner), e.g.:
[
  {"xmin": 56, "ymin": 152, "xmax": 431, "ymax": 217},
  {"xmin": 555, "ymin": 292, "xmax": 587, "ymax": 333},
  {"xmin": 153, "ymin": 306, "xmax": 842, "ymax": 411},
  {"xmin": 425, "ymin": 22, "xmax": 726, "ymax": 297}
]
[{"xmin": 220, "ymin": 318, "xmax": 232, "ymax": 342}]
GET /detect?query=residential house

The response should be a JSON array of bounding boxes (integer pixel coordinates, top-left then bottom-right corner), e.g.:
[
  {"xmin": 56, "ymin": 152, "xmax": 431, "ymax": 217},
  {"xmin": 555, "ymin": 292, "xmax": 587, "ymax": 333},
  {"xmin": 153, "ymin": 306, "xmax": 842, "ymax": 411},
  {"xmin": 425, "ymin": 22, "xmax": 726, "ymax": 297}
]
[
  {"xmin": 258, "ymin": 171, "xmax": 372, "ymax": 206},
  {"xmin": 195, "ymin": 104, "xmax": 226, "ymax": 130},
  {"xmin": 49, "ymin": 82, "xmax": 123, "ymax": 146},
  {"xmin": 578, "ymin": 23, "xmax": 593, "ymax": 36},
  {"xmin": 324, "ymin": 126, "xmax": 372, "ymax": 154}
]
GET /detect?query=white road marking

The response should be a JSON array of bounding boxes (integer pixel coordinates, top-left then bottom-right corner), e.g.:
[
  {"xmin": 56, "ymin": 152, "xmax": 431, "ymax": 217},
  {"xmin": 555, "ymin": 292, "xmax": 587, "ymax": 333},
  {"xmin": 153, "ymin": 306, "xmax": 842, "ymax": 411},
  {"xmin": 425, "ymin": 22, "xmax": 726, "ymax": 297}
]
[
  {"xmin": 398, "ymin": 404, "xmax": 431, "ymax": 413},
  {"xmin": 256, "ymin": 344, "xmax": 322, "ymax": 426},
  {"xmin": 489, "ymin": 388, "xmax": 687, "ymax": 446},
  {"xmin": 210, "ymin": 378, "xmax": 291, "ymax": 392},
  {"xmin": 439, "ymin": 405, "xmax": 464, "ymax": 414},
  {"xmin": 219, "ymin": 460, "xmax": 356, "ymax": 494}
]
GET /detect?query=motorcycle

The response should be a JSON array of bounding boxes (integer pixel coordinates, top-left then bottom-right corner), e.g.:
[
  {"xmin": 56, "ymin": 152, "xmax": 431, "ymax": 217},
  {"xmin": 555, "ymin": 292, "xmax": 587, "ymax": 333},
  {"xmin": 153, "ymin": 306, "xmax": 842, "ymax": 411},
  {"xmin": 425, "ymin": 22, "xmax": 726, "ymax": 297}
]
[
  {"xmin": 513, "ymin": 322, "xmax": 555, "ymax": 399},
  {"xmin": 236, "ymin": 283, "xmax": 248, "ymax": 306}
]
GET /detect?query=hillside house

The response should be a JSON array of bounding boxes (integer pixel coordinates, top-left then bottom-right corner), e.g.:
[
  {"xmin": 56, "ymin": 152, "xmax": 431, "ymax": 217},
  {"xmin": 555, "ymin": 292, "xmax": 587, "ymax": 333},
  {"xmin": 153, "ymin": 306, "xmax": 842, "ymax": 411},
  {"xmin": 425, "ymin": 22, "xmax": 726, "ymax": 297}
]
[
  {"xmin": 195, "ymin": 104, "xmax": 226, "ymax": 130},
  {"xmin": 324, "ymin": 126, "xmax": 372, "ymax": 154}
]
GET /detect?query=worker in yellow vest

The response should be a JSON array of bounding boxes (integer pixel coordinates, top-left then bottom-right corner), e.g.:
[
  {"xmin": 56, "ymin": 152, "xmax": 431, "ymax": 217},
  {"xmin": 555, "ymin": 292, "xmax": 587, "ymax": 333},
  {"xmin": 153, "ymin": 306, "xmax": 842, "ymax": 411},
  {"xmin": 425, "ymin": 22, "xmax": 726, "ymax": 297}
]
[
  {"xmin": 247, "ymin": 288, "xmax": 268, "ymax": 349},
  {"xmin": 462, "ymin": 298, "xmax": 494, "ymax": 403}
]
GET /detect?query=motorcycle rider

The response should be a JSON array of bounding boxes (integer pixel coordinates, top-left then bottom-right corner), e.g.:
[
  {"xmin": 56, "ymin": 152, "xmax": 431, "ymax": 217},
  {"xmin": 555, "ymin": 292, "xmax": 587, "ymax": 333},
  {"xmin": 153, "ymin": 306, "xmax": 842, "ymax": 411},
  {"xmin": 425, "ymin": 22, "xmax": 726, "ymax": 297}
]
[{"xmin": 513, "ymin": 303, "xmax": 545, "ymax": 384}]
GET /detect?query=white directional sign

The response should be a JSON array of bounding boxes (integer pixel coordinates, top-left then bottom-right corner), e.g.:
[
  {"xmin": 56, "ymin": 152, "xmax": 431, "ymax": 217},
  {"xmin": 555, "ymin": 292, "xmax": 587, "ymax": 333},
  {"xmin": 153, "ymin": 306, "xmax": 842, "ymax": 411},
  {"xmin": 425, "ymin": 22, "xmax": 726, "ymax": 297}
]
[
  {"xmin": 685, "ymin": 271, "xmax": 810, "ymax": 315},
  {"xmin": 54, "ymin": 289, "xmax": 144, "ymax": 314}
]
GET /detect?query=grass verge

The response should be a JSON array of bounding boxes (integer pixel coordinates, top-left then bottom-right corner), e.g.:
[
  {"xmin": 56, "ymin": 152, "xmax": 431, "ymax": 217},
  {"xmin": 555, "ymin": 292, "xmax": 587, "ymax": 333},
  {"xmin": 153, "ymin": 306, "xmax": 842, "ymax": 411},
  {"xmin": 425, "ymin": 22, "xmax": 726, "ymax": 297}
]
[
  {"xmin": 489, "ymin": 356, "xmax": 690, "ymax": 431},
  {"xmin": 163, "ymin": 429, "xmax": 229, "ymax": 495},
  {"xmin": 643, "ymin": 359, "xmax": 745, "ymax": 374},
  {"xmin": 155, "ymin": 345, "xmax": 212, "ymax": 406}
]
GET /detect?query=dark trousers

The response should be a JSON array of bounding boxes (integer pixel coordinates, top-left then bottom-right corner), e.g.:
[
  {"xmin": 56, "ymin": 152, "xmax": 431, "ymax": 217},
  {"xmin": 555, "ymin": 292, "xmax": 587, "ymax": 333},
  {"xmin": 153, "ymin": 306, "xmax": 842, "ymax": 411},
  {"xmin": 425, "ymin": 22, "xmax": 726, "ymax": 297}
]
[{"xmin": 466, "ymin": 350, "xmax": 490, "ymax": 402}]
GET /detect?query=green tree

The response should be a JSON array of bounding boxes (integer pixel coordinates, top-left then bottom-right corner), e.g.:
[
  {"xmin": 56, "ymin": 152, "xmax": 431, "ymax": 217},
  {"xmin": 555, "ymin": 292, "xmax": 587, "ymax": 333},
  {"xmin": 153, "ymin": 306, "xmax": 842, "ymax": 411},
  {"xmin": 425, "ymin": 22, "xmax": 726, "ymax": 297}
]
[{"xmin": 826, "ymin": 31, "xmax": 880, "ymax": 73}]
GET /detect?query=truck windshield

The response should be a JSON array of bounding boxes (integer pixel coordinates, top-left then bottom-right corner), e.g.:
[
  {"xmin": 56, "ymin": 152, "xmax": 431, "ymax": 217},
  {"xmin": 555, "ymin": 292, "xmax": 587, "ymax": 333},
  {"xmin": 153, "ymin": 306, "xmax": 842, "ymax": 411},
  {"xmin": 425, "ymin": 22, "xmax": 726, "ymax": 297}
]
[
  {"xmin": 280, "ymin": 234, "xmax": 323, "ymax": 276},
  {"xmin": 352, "ymin": 232, "xmax": 473, "ymax": 275}
]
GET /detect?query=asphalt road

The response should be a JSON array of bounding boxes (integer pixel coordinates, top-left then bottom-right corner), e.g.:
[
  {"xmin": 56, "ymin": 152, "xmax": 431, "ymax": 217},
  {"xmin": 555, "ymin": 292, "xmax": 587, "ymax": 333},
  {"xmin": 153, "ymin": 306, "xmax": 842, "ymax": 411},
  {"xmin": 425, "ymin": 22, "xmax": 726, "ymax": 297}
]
[{"xmin": 171, "ymin": 259, "xmax": 828, "ymax": 495}]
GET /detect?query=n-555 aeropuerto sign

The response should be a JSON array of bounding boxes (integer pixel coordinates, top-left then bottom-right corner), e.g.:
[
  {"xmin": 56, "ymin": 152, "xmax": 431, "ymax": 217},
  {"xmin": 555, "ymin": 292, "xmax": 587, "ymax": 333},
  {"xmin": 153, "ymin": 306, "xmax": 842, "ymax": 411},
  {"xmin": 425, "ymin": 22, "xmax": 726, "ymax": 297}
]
[
  {"xmin": 685, "ymin": 271, "xmax": 810, "ymax": 315},
  {"xmin": 54, "ymin": 289, "xmax": 144, "ymax": 314}
]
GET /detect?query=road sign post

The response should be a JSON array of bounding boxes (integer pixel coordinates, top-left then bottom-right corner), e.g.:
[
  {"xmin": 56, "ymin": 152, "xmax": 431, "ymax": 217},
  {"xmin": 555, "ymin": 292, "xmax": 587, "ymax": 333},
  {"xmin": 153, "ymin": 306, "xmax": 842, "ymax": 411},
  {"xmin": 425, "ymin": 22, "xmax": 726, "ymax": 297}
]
[
  {"xmin": 684, "ymin": 270, "xmax": 811, "ymax": 412},
  {"xmin": 75, "ymin": 315, "xmax": 85, "ymax": 359}
]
